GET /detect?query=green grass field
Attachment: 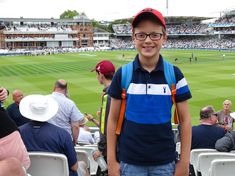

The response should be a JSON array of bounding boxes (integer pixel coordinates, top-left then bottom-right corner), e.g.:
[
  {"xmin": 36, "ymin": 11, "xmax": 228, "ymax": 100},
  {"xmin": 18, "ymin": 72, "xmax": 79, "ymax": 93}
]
[{"xmin": 0, "ymin": 49, "xmax": 234, "ymax": 125}]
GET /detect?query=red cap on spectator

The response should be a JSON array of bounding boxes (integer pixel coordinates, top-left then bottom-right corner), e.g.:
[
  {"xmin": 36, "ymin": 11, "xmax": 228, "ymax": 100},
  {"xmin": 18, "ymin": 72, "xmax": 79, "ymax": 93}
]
[
  {"xmin": 91, "ymin": 60, "xmax": 115, "ymax": 76},
  {"xmin": 132, "ymin": 8, "xmax": 166, "ymax": 30}
]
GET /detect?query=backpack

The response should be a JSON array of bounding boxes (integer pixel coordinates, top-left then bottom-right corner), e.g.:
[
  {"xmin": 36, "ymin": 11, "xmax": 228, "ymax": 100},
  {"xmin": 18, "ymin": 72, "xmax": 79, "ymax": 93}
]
[{"xmin": 115, "ymin": 59, "xmax": 179, "ymax": 135}]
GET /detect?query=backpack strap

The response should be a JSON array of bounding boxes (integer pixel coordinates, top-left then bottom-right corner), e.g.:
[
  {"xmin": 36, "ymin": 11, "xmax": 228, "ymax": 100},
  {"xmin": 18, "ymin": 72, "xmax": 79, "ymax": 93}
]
[
  {"xmin": 116, "ymin": 62, "xmax": 133, "ymax": 135},
  {"xmin": 163, "ymin": 59, "xmax": 179, "ymax": 124},
  {"xmin": 121, "ymin": 62, "xmax": 133, "ymax": 90}
]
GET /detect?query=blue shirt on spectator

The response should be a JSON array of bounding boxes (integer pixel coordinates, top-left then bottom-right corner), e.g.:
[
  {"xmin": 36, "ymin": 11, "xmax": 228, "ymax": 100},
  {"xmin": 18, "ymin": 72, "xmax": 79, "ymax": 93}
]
[
  {"xmin": 192, "ymin": 124, "xmax": 225, "ymax": 149},
  {"xmin": 19, "ymin": 121, "xmax": 78, "ymax": 176},
  {"xmin": 6, "ymin": 103, "xmax": 30, "ymax": 127}
]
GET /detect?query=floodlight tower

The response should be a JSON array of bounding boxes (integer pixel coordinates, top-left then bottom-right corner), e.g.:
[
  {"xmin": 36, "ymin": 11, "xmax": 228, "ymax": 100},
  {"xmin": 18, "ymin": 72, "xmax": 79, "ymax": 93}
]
[{"xmin": 166, "ymin": 0, "xmax": 169, "ymax": 16}]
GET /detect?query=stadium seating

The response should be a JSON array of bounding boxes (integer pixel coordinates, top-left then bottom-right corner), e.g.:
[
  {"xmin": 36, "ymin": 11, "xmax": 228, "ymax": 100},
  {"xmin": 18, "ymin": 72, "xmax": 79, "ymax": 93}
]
[
  {"xmin": 190, "ymin": 149, "xmax": 217, "ymax": 176},
  {"xmin": 75, "ymin": 150, "xmax": 90, "ymax": 169},
  {"xmin": 75, "ymin": 146, "xmax": 99, "ymax": 175},
  {"xmin": 208, "ymin": 158, "xmax": 235, "ymax": 176},
  {"xmin": 27, "ymin": 152, "xmax": 69, "ymax": 176},
  {"xmin": 75, "ymin": 150, "xmax": 90, "ymax": 176},
  {"xmin": 197, "ymin": 152, "xmax": 235, "ymax": 176}
]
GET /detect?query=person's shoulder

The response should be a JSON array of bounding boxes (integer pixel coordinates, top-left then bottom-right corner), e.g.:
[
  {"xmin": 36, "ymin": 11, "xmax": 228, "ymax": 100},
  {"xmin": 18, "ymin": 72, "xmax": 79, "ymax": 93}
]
[{"xmin": 6, "ymin": 103, "xmax": 16, "ymax": 109}]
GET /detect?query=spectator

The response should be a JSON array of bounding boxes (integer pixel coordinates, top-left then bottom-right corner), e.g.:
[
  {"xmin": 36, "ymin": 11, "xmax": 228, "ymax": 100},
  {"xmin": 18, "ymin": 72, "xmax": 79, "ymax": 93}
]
[
  {"xmin": 78, "ymin": 117, "xmax": 95, "ymax": 145},
  {"xmin": 0, "ymin": 110, "xmax": 30, "ymax": 170},
  {"xmin": 191, "ymin": 105, "xmax": 225, "ymax": 149},
  {"xmin": 217, "ymin": 99, "xmax": 234, "ymax": 132},
  {"xmin": 48, "ymin": 79, "xmax": 84, "ymax": 145},
  {"xmin": 87, "ymin": 60, "xmax": 115, "ymax": 175},
  {"xmin": 107, "ymin": 8, "xmax": 192, "ymax": 176},
  {"xmin": 19, "ymin": 94, "xmax": 86, "ymax": 176},
  {"xmin": 215, "ymin": 112, "xmax": 235, "ymax": 152},
  {"xmin": 6, "ymin": 89, "xmax": 30, "ymax": 126}
]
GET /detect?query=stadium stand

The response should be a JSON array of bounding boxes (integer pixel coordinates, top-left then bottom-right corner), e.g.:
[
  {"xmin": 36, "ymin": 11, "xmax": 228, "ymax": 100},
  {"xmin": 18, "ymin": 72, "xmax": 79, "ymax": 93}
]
[
  {"xmin": 197, "ymin": 152, "xmax": 235, "ymax": 176},
  {"xmin": 27, "ymin": 152, "xmax": 69, "ymax": 176},
  {"xmin": 208, "ymin": 158, "xmax": 235, "ymax": 176},
  {"xmin": 0, "ymin": 16, "xmax": 93, "ymax": 49},
  {"xmin": 0, "ymin": 9, "xmax": 234, "ymax": 55},
  {"xmin": 190, "ymin": 149, "xmax": 217, "ymax": 176},
  {"xmin": 75, "ymin": 145, "xmax": 98, "ymax": 175}
]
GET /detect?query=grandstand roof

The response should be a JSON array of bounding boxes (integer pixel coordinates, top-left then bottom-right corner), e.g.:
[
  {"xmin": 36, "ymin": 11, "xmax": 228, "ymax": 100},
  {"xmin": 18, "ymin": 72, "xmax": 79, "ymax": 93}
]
[
  {"xmin": 93, "ymin": 27, "xmax": 111, "ymax": 34},
  {"xmin": 165, "ymin": 16, "xmax": 213, "ymax": 24},
  {"xmin": 221, "ymin": 9, "xmax": 235, "ymax": 17},
  {"xmin": 0, "ymin": 17, "xmax": 91, "ymax": 23}
]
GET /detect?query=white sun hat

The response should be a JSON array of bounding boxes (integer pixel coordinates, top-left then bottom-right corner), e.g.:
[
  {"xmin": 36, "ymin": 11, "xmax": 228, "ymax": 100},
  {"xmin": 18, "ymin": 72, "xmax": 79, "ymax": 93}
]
[
  {"xmin": 230, "ymin": 112, "xmax": 235, "ymax": 120},
  {"xmin": 19, "ymin": 94, "xmax": 58, "ymax": 122}
]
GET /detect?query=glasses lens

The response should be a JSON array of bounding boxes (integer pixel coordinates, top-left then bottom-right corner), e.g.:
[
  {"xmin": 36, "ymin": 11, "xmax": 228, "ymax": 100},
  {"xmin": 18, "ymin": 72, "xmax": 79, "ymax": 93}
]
[
  {"xmin": 150, "ymin": 33, "xmax": 162, "ymax": 40},
  {"xmin": 135, "ymin": 33, "xmax": 146, "ymax": 40}
]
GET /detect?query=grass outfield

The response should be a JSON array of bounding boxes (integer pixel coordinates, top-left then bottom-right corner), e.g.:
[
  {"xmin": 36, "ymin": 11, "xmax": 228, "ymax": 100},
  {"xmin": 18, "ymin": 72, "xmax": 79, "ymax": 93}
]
[{"xmin": 0, "ymin": 49, "xmax": 234, "ymax": 125}]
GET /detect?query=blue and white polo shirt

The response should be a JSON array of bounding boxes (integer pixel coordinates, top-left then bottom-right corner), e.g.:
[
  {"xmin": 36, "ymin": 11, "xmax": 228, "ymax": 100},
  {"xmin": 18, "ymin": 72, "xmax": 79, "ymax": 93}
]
[{"xmin": 108, "ymin": 54, "xmax": 192, "ymax": 166}]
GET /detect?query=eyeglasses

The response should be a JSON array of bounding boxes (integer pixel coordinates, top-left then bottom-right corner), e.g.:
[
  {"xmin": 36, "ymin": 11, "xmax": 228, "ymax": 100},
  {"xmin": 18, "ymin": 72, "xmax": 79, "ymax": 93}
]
[{"xmin": 134, "ymin": 32, "xmax": 163, "ymax": 41}]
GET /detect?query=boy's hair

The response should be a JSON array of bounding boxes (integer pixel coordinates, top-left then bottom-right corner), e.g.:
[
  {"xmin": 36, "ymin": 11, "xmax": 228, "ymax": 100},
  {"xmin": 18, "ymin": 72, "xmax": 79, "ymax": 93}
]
[{"xmin": 96, "ymin": 70, "xmax": 114, "ymax": 80}]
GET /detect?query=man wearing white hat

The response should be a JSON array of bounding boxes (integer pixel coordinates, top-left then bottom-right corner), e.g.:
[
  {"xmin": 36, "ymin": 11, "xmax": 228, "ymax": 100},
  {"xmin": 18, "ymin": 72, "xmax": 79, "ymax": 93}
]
[{"xmin": 19, "ymin": 94, "xmax": 80, "ymax": 176}]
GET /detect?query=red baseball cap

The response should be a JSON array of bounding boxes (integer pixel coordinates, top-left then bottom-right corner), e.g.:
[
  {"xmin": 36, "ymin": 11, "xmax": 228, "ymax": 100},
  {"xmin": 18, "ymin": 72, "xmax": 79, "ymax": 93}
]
[
  {"xmin": 132, "ymin": 8, "xmax": 166, "ymax": 30},
  {"xmin": 91, "ymin": 60, "xmax": 115, "ymax": 76}
]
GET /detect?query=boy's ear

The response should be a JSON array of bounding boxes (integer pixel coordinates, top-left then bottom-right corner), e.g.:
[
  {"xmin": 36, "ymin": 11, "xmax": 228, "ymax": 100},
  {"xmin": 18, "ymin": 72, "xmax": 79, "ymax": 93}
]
[
  {"xmin": 162, "ymin": 33, "xmax": 168, "ymax": 44},
  {"xmin": 132, "ymin": 33, "xmax": 135, "ymax": 42}
]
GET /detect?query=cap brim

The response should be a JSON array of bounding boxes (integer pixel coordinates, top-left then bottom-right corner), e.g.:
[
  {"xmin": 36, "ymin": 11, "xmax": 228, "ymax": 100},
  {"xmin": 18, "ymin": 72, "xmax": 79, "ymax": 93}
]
[
  {"xmin": 230, "ymin": 112, "xmax": 235, "ymax": 120},
  {"xmin": 90, "ymin": 67, "xmax": 96, "ymax": 72}
]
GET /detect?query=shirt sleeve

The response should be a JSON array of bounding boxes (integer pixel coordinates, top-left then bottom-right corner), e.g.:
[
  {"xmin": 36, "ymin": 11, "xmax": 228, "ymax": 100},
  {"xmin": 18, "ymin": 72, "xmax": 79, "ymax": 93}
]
[
  {"xmin": 174, "ymin": 66, "xmax": 192, "ymax": 102},
  {"xmin": 70, "ymin": 102, "xmax": 84, "ymax": 122},
  {"xmin": 108, "ymin": 68, "xmax": 122, "ymax": 99}
]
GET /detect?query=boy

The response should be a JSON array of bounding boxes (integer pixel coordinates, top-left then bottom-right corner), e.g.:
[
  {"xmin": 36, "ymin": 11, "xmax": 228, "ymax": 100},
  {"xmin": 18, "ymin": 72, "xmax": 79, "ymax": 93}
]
[{"xmin": 107, "ymin": 8, "xmax": 192, "ymax": 176}]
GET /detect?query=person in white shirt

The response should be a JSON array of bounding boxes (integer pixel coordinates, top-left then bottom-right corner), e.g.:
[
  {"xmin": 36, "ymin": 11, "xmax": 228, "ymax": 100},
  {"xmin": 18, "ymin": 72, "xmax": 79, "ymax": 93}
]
[
  {"xmin": 78, "ymin": 117, "xmax": 95, "ymax": 145},
  {"xmin": 48, "ymin": 79, "xmax": 84, "ymax": 145}
]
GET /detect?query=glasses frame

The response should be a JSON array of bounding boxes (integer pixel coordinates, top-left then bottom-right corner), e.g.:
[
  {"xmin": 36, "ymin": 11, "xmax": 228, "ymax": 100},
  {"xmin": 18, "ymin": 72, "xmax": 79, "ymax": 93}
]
[{"xmin": 134, "ymin": 32, "xmax": 163, "ymax": 41}]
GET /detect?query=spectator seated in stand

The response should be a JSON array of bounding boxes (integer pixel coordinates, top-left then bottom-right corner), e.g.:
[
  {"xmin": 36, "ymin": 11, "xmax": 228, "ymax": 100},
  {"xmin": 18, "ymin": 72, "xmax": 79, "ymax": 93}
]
[
  {"xmin": 19, "ymin": 94, "xmax": 88, "ymax": 176},
  {"xmin": 192, "ymin": 105, "xmax": 225, "ymax": 150}
]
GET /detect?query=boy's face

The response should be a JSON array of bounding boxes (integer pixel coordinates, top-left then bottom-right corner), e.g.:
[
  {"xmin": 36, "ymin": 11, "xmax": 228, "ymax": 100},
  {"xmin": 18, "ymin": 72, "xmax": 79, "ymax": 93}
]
[{"xmin": 132, "ymin": 20, "xmax": 167, "ymax": 60}]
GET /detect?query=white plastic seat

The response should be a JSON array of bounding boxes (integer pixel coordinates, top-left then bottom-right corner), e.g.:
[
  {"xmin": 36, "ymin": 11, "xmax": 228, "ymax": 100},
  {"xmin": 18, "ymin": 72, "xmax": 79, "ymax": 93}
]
[
  {"xmin": 27, "ymin": 152, "xmax": 69, "ymax": 176},
  {"xmin": 190, "ymin": 149, "xmax": 217, "ymax": 176},
  {"xmin": 197, "ymin": 152, "xmax": 235, "ymax": 176},
  {"xmin": 208, "ymin": 158, "xmax": 235, "ymax": 176},
  {"xmin": 75, "ymin": 149, "xmax": 90, "ymax": 169},
  {"xmin": 75, "ymin": 146, "xmax": 98, "ymax": 175}
]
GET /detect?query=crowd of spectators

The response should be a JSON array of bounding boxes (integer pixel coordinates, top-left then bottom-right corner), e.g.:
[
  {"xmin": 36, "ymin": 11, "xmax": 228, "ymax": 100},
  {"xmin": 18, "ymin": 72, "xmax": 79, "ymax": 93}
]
[
  {"xmin": 5, "ymin": 25, "xmax": 73, "ymax": 33},
  {"xmin": 165, "ymin": 38, "xmax": 234, "ymax": 49},
  {"xmin": 167, "ymin": 24, "xmax": 209, "ymax": 34}
]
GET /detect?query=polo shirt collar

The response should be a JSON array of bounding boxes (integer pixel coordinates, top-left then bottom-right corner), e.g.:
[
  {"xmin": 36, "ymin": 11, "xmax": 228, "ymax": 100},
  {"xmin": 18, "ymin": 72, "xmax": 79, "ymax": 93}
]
[{"xmin": 133, "ymin": 54, "xmax": 164, "ymax": 72}]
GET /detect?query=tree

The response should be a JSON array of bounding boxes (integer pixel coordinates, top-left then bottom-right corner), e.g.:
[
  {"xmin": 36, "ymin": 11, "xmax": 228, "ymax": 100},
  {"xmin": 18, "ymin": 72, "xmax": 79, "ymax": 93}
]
[{"xmin": 60, "ymin": 10, "xmax": 79, "ymax": 19}]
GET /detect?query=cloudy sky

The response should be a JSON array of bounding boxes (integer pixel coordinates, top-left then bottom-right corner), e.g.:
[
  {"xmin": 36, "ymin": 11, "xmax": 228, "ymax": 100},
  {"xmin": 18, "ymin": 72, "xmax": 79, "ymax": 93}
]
[{"xmin": 0, "ymin": 0, "xmax": 234, "ymax": 20}]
